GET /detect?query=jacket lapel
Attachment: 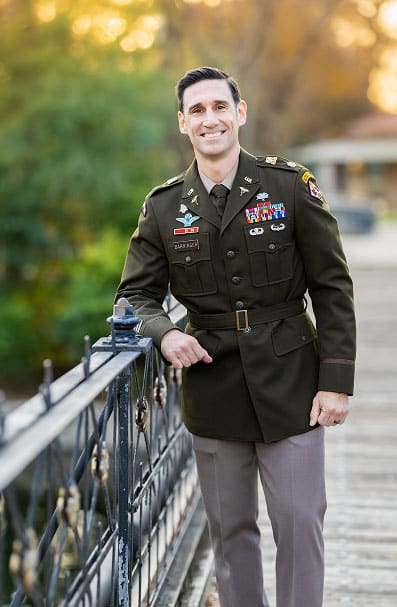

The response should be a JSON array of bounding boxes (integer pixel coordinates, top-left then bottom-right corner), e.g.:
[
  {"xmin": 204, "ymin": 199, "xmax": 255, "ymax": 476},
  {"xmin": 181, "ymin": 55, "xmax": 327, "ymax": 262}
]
[
  {"xmin": 221, "ymin": 149, "xmax": 261, "ymax": 234},
  {"xmin": 181, "ymin": 160, "xmax": 221, "ymax": 229}
]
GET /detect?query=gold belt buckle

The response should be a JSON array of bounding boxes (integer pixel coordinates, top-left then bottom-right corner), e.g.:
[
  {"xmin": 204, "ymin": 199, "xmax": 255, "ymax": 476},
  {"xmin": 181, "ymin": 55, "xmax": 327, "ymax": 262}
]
[{"xmin": 236, "ymin": 309, "xmax": 249, "ymax": 331}]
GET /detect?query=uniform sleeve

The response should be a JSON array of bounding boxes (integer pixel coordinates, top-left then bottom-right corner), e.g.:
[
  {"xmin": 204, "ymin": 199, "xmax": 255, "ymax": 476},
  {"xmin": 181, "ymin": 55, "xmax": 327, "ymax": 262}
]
[
  {"xmin": 294, "ymin": 169, "xmax": 356, "ymax": 395},
  {"xmin": 115, "ymin": 197, "xmax": 178, "ymax": 349}
]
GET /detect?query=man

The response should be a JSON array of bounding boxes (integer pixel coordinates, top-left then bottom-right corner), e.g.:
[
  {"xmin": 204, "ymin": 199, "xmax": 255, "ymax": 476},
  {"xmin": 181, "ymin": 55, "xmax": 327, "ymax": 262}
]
[{"xmin": 116, "ymin": 67, "xmax": 355, "ymax": 607}]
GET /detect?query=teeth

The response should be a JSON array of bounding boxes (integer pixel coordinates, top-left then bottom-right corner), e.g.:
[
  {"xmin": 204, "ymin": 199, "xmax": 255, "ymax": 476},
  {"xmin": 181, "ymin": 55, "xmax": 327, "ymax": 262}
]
[{"xmin": 203, "ymin": 131, "xmax": 223, "ymax": 138}]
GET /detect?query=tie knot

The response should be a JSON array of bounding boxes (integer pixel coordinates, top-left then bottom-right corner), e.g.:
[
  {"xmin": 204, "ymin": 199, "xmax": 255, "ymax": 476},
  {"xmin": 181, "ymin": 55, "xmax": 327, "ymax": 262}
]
[
  {"xmin": 210, "ymin": 184, "xmax": 229, "ymax": 217},
  {"xmin": 211, "ymin": 184, "xmax": 229, "ymax": 199}
]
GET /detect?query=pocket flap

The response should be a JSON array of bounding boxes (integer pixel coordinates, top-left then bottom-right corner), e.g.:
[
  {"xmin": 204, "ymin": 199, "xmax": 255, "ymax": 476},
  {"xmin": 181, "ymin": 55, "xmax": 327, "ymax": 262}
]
[{"xmin": 272, "ymin": 313, "xmax": 316, "ymax": 356}]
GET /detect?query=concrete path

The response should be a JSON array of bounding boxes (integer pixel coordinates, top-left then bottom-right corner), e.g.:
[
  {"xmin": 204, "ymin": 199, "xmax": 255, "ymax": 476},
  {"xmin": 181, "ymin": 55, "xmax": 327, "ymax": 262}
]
[{"xmin": 206, "ymin": 221, "xmax": 397, "ymax": 606}]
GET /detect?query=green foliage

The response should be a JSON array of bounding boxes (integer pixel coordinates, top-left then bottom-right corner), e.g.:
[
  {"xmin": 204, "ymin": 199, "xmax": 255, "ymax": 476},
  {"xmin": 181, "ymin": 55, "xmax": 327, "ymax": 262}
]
[
  {"xmin": 0, "ymin": 7, "xmax": 178, "ymax": 385},
  {"xmin": 56, "ymin": 228, "xmax": 129, "ymax": 362}
]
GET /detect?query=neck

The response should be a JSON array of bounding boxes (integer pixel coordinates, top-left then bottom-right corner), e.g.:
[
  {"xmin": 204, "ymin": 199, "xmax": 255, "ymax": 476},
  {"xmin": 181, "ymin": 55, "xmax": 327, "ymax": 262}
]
[{"xmin": 196, "ymin": 145, "xmax": 241, "ymax": 183}]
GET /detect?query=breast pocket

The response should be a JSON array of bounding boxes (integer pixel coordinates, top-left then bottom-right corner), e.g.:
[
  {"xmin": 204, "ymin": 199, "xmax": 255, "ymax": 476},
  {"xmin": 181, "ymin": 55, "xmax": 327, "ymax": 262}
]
[
  {"xmin": 244, "ymin": 222, "xmax": 294, "ymax": 287},
  {"xmin": 167, "ymin": 232, "xmax": 217, "ymax": 296}
]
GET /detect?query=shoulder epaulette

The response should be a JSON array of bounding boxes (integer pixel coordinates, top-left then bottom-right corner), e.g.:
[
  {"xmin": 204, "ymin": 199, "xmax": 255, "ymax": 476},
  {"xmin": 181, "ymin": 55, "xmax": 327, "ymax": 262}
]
[
  {"xmin": 257, "ymin": 155, "xmax": 306, "ymax": 173},
  {"xmin": 146, "ymin": 172, "xmax": 185, "ymax": 199}
]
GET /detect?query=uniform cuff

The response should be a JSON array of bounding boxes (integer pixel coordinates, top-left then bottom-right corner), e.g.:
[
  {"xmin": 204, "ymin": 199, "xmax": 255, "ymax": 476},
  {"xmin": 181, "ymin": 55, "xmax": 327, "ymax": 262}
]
[
  {"xmin": 318, "ymin": 360, "xmax": 355, "ymax": 395},
  {"xmin": 141, "ymin": 316, "xmax": 182, "ymax": 350}
]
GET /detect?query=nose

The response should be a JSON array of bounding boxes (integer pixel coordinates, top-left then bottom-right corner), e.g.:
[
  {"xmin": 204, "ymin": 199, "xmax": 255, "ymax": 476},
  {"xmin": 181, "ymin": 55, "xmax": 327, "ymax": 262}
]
[{"xmin": 202, "ymin": 108, "xmax": 219, "ymax": 127}]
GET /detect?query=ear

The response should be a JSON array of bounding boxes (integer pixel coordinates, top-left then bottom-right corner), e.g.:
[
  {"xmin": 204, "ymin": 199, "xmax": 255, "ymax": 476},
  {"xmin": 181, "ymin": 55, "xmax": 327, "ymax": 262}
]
[
  {"xmin": 237, "ymin": 100, "xmax": 247, "ymax": 127},
  {"xmin": 178, "ymin": 111, "xmax": 187, "ymax": 134}
]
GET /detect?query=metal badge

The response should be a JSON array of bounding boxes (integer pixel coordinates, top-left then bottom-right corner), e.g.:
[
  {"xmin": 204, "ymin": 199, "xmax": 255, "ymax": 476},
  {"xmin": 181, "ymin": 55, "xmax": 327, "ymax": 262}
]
[
  {"xmin": 249, "ymin": 227, "xmax": 264, "ymax": 236},
  {"xmin": 265, "ymin": 156, "xmax": 278, "ymax": 165},
  {"xmin": 179, "ymin": 203, "xmax": 188, "ymax": 214},
  {"xmin": 271, "ymin": 223, "xmax": 286, "ymax": 231},
  {"xmin": 175, "ymin": 213, "xmax": 200, "ymax": 227},
  {"xmin": 287, "ymin": 161, "xmax": 297, "ymax": 167},
  {"xmin": 256, "ymin": 192, "xmax": 269, "ymax": 201},
  {"xmin": 186, "ymin": 188, "xmax": 194, "ymax": 196},
  {"xmin": 240, "ymin": 187, "xmax": 250, "ymax": 196},
  {"xmin": 244, "ymin": 176, "xmax": 253, "ymax": 183}
]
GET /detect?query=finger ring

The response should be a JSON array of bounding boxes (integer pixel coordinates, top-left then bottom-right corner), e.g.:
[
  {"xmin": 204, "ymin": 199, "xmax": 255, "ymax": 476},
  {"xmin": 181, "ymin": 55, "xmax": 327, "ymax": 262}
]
[{"xmin": 333, "ymin": 420, "xmax": 341, "ymax": 424}]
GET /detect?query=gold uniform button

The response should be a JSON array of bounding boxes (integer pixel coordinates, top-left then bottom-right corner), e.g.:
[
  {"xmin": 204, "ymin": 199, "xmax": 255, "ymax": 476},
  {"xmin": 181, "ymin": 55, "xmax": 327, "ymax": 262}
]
[
  {"xmin": 268, "ymin": 242, "xmax": 276, "ymax": 251},
  {"xmin": 185, "ymin": 256, "xmax": 192, "ymax": 263}
]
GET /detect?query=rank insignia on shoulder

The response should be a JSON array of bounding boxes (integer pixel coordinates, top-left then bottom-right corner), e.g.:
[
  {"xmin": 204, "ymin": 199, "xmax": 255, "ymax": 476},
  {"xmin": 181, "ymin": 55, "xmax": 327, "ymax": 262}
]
[
  {"xmin": 287, "ymin": 161, "xmax": 297, "ymax": 168},
  {"xmin": 302, "ymin": 170, "xmax": 314, "ymax": 184},
  {"xmin": 265, "ymin": 156, "xmax": 278, "ymax": 165},
  {"xmin": 308, "ymin": 178, "xmax": 328, "ymax": 208}
]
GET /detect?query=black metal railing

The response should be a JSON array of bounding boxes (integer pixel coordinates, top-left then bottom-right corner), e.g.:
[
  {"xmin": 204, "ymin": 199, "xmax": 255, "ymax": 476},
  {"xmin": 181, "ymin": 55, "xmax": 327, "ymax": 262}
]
[{"xmin": 0, "ymin": 299, "xmax": 205, "ymax": 606}]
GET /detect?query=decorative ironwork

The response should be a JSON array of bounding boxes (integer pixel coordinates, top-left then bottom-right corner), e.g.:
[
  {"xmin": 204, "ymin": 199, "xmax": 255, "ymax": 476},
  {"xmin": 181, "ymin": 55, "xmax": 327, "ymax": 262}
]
[{"xmin": 0, "ymin": 298, "xmax": 201, "ymax": 606}]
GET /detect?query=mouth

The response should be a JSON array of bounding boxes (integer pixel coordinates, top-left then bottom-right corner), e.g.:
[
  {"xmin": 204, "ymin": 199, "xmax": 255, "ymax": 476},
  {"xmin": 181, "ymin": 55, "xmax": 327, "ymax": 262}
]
[{"xmin": 200, "ymin": 130, "xmax": 225, "ymax": 139}]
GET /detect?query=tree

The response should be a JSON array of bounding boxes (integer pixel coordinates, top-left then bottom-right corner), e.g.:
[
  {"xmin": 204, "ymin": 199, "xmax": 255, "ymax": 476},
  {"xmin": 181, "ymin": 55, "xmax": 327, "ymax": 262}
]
[{"xmin": 0, "ymin": 3, "xmax": 177, "ymax": 383}]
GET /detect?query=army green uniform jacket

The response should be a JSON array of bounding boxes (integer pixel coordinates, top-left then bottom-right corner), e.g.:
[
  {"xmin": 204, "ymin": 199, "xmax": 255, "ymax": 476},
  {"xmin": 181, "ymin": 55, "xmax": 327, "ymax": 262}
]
[{"xmin": 116, "ymin": 149, "xmax": 356, "ymax": 442}]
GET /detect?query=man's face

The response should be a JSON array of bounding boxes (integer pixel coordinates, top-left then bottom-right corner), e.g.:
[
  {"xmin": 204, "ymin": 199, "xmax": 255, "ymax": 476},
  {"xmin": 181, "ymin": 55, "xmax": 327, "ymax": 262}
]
[{"xmin": 177, "ymin": 79, "xmax": 247, "ymax": 161}]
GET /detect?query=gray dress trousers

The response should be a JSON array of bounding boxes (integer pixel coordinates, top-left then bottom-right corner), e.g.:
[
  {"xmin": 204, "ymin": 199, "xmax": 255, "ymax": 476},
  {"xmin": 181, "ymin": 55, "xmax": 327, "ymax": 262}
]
[{"xmin": 192, "ymin": 426, "xmax": 326, "ymax": 607}]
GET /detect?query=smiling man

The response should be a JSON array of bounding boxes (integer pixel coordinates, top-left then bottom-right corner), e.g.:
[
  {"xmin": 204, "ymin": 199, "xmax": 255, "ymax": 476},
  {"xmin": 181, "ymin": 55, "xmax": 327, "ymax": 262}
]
[{"xmin": 116, "ymin": 67, "xmax": 356, "ymax": 607}]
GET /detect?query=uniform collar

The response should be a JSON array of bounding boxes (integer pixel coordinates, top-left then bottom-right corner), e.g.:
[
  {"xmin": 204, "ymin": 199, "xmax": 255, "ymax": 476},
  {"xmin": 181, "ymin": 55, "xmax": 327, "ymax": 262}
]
[
  {"xmin": 198, "ymin": 159, "xmax": 239, "ymax": 194},
  {"xmin": 181, "ymin": 149, "xmax": 261, "ymax": 232}
]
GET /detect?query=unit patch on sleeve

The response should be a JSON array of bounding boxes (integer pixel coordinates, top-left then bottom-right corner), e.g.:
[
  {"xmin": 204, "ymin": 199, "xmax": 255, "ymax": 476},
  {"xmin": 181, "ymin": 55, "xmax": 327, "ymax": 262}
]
[{"xmin": 308, "ymin": 178, "xmax": 327, "ymax": 207}]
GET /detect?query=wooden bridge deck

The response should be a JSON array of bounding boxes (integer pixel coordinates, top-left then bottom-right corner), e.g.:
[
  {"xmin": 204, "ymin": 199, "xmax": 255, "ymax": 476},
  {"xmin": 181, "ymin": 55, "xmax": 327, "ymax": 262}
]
[{"xmin": 206, "ymin": 226, "xmax": 397, "ymax": 606}]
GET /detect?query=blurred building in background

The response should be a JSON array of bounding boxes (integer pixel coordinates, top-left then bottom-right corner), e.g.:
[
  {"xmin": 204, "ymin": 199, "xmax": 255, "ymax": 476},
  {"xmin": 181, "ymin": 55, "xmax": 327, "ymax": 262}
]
[{"xmin": 291, "ymin": 112, "xmax": 397, "ymax": 213}]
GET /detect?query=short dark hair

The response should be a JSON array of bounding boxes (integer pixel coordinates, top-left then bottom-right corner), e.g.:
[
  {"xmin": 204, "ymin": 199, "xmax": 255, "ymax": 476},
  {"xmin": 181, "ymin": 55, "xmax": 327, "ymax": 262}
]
[{"xmin": 176, "ymin": 67, "xmax": 241, "ymax": 112}]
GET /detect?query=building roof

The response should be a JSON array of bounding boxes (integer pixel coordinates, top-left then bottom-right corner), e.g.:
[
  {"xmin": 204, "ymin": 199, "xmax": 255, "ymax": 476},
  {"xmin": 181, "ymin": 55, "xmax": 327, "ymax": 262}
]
[
  {"xmin": 345, "ymin": 112, "xmax": 397, "ymax": 138},
  {"xmin": 290, "ymin": 137, "xmax": 397, "ymax": 164}
]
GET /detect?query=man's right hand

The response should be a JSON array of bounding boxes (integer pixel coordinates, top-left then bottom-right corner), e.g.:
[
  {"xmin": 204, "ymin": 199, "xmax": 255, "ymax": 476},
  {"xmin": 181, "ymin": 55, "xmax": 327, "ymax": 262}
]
[{"xmin": 160, "ymin": 329, "xmax": 213, "ymax": 368}]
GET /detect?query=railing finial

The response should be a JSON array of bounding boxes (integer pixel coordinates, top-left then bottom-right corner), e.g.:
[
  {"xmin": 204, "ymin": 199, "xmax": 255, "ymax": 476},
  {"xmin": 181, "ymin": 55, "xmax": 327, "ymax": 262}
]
[{"xmin": 107, "ymin": 297, "xmax": 141, "ymax": 348}]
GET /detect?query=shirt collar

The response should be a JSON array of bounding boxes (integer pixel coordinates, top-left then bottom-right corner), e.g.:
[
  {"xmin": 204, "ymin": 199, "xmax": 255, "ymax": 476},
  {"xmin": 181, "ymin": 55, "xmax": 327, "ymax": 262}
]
[{"xmin": 198, "ymin": 157, "xmax": 239, "ymax": 194}]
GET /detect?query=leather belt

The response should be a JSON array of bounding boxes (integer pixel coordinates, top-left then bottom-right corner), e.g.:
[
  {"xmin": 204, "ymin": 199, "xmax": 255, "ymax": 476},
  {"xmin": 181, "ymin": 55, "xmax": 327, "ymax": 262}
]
[{"xmin": 188, "ymin": 299, "xmax": 305, "ymax": 331}]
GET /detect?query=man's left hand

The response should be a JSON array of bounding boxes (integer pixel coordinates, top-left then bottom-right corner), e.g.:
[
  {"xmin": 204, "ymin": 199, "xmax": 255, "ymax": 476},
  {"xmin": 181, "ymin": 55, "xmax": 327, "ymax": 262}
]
[{"xmin": 309, "ymin": 391, "xmax": 349, "ymax": 427}]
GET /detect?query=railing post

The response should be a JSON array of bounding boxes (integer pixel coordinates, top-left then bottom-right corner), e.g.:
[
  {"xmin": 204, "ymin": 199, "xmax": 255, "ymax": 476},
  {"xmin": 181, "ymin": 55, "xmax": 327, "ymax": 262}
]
[
  {"xmin": 96, "ymin": 297, "xmax": 149, "ymax": 607},
  {"xmin": 117, "ymin": 368, "xmax": 130, "ymax": 607}
]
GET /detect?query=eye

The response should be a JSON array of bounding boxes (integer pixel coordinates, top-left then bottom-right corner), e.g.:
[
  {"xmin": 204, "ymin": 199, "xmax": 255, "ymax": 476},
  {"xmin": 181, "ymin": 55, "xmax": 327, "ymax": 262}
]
[
  {"xmin": 190, "ymin": 106, "xmax": 204, "ymax": 114},
  {"xmin": 215, "ymin": 103, "xmax": 228, "ymax": 111}
]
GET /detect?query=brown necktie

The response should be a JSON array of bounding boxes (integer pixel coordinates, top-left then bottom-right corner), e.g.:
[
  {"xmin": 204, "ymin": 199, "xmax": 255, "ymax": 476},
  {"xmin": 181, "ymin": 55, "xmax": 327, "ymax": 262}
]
[{"xmin": 210, "ymin": 184, "xmax": 229, "ymax": 217}]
